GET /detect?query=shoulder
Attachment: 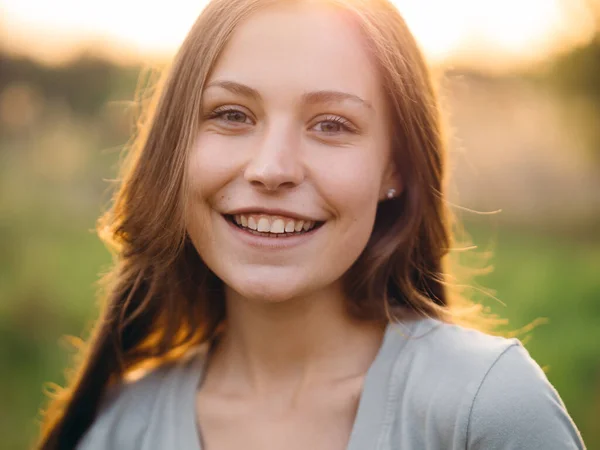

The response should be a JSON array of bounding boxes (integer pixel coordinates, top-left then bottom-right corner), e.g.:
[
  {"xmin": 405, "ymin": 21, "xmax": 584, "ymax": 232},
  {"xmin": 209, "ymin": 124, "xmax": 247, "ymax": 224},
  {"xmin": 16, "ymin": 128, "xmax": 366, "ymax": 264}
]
[
  {"xmin": 384, "ymin": 318, "xmax": 584, "ymax": 449},
  {"xmin": 390, "ymin": 318, "xmax": 518, "ymax": 374},
  {"xmin": 387, "ymin": 318, "xmax": 523, "ymax": 404},
  {"xmin": 466, "ymin": 340, "xmax": 584, "ymax": 449},
  {"xmin": 77, "ymin": 349, "xmax": 204, "ymax": 450}
]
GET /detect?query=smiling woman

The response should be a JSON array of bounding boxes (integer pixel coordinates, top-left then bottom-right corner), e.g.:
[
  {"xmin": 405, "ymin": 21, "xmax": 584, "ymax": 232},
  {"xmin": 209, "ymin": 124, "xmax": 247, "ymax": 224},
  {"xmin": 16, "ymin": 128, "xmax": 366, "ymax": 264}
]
[{"xmin": 36, "ymin": 0, "xmax": 585, "ymax": 449}]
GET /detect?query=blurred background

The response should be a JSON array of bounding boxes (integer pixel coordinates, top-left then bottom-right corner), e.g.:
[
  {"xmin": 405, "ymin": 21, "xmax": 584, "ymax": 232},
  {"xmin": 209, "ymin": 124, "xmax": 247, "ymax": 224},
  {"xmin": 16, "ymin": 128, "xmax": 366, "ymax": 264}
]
[{"xmin": 1, "ymin": 0, "xmax": 599, "ymax": 448}]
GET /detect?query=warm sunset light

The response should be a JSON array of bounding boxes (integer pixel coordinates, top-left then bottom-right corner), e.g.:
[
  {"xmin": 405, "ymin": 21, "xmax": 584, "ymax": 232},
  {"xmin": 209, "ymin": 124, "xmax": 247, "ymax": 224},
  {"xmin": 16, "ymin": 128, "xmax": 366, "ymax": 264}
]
[
  {"xmin": 399, "ymin": 0, "xmax": 596, "ymax": 68},
  {"xmin": 0, "ymin": 0, "xmax": 597, "ymax": 70}
]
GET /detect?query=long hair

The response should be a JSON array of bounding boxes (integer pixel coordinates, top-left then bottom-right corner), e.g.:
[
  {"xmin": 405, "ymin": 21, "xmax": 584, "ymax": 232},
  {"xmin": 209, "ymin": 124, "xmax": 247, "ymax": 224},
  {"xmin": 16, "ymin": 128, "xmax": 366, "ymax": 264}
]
[{"xmin": 37, "ymin": 0, "xmax": 493, "ymax": 448}]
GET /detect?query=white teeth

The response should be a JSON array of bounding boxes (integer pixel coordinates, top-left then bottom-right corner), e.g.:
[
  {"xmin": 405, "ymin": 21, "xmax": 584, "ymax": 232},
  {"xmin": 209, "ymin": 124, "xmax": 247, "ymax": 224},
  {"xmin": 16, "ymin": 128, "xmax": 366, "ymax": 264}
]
[
  {"xmin": 270, "ymin": 219, "xmax": 285, "ymax": 233},
  {"xmin": 257, "ymin": 217, "xmax": 270, "ymax": 232},
  {"xmin": 247, "ymin": 216, "xmax": 258, "ymax": 230},
  {"xmin": 232, "ymin": 214, "xmax": 319, "ymax": 234}
]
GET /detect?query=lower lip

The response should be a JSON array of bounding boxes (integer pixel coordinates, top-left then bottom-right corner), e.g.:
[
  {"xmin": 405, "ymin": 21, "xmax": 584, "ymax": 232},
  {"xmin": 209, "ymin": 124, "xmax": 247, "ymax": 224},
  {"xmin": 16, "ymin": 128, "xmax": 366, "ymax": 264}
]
[{"xmin": 222, "ymin": 215, "xmax": 323, "ymax": 249}]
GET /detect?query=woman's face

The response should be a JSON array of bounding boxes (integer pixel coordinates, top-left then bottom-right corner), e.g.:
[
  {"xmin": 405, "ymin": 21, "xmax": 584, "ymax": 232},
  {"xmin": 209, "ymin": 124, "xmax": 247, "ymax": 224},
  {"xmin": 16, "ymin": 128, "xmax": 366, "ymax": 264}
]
[{"xmin": 187, "ymin": 3, "xmax": 397, "ymax": 303}]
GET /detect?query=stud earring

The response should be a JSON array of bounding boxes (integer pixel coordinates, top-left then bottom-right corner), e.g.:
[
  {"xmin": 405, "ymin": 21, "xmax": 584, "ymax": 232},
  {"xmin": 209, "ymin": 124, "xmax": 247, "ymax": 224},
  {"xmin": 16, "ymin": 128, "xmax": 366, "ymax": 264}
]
[{"xmin": 387, "ymin": 188, "xmax": 396, "ymax": 199}]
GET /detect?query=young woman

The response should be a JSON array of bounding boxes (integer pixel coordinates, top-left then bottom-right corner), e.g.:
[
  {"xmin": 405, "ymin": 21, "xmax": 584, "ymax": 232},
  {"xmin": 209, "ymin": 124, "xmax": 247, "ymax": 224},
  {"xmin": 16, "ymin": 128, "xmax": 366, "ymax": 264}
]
[{"xmin": 38, "ymin": 0, "xmax": 585, "ymax": 448}]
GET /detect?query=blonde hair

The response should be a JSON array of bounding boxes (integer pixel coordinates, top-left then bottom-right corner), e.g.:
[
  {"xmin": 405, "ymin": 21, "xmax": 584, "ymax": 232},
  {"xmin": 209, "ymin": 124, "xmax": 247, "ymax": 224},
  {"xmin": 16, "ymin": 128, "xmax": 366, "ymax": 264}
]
[{"xmin": 38, "ymin": 0, "xmax": 494, "ymax": 447}]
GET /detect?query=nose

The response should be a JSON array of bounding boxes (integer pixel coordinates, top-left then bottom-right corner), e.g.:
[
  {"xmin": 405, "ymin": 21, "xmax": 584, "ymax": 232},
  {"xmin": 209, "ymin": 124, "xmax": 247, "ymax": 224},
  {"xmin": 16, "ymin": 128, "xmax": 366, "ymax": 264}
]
[{"xmin": 244, "ymin": 120, "xmax": 305, "ymax": 191}]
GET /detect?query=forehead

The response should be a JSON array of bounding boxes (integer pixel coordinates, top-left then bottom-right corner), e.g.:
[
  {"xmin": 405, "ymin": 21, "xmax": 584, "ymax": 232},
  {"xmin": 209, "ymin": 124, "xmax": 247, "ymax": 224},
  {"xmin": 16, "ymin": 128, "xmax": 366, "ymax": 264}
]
[{"xmin": 207, "ymin": 3, "xmax": 383, "ymax": 107}]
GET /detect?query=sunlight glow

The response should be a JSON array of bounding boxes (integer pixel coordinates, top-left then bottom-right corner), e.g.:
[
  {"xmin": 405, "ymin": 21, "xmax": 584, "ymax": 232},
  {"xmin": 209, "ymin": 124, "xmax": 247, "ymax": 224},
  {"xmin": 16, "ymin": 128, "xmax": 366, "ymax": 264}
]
[
  {"xmin": 397, "ymin": 0, "xmax": 596, "ymax": 68},
  {"xmin": 0, "ymin": 0, "xmax": 596, "ymax": 70}
]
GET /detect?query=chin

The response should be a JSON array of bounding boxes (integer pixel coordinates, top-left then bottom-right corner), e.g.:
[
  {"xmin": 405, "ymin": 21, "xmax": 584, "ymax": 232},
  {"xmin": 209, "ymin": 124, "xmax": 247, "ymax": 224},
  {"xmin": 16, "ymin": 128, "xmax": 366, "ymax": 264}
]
[{"xmin": 223, "ymin": 269, "xmax": 321, "ymax": 304}]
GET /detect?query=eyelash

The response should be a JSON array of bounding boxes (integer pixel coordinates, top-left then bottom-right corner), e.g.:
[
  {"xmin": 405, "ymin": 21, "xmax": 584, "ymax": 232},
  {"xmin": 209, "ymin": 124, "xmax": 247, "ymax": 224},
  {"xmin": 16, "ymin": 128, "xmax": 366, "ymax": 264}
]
[
  {"xmin": 205, "ymin": 106, "xmax": 356, "ymax": 133},
  {"xmin": 317, "ymin": 115, "xmax": 356, "ymax": 133},
  {"xmin": 206, "ymin": 106, "xmax": 253, "ymax": 124}
]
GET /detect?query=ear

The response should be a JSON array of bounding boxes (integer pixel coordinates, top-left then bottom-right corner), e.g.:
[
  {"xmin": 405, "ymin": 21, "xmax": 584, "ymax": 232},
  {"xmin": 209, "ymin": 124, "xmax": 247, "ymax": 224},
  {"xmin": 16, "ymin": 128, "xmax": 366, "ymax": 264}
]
[{"xmin": 379, "ymin": 162, "xmax": 402, "ymax": 201}]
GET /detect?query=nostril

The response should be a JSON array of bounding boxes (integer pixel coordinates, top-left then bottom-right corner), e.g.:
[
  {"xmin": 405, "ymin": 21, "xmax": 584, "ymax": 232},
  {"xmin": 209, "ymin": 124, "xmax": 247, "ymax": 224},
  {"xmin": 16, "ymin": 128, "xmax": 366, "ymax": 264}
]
[
  {"xmin": 249, "ymin": 179, "xmax": 298, "ymax": 192},
  {"xmin": 244, "ymin": 155, "xmax": 305, "ymax": 190}
]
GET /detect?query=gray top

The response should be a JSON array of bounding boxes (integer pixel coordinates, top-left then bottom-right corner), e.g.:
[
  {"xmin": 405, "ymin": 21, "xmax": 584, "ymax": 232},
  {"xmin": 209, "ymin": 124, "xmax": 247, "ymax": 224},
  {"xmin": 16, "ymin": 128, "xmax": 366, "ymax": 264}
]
[{"xmin": 78, "ymin": 318, "xmax": 585, "ymax": 449}]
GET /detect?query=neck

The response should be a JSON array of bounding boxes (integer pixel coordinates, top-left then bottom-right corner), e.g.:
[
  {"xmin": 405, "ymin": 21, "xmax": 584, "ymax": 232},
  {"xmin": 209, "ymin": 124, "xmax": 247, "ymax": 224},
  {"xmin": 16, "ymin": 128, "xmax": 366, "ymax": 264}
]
[{"xmin": 206, "ymin": 283, "xmax": 387, "ymax": 396}]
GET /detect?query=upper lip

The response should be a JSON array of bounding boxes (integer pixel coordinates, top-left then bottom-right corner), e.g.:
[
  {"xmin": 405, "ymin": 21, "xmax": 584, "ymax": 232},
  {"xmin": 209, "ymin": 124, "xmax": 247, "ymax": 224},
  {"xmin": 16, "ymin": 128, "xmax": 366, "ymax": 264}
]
[{"xmin": 224, "ymin": 207, "xmax": 324, "ymax": 222}]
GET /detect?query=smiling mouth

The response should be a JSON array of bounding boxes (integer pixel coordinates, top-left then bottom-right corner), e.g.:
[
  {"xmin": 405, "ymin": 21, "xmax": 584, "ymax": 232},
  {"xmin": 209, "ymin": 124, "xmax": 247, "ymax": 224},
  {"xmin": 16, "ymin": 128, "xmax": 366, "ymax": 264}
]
[{"xmin": 224, "ymin": 214, "xmax": 325, "ymax": 238}]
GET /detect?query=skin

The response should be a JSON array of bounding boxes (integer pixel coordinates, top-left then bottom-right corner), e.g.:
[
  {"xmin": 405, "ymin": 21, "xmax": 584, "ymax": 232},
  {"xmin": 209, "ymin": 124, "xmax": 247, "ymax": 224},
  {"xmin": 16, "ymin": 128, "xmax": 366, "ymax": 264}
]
[{"xmin": 186, "ymin": 3, "xmax": 400, "ymax": 449}]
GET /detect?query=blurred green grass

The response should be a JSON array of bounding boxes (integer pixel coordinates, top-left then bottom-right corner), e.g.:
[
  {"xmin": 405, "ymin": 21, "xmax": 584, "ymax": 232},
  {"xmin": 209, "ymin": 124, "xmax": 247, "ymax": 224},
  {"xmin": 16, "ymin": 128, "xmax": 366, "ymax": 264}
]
[{"xmin": 0, "ymin": 213, "xmax": 107, "ymax": 449}]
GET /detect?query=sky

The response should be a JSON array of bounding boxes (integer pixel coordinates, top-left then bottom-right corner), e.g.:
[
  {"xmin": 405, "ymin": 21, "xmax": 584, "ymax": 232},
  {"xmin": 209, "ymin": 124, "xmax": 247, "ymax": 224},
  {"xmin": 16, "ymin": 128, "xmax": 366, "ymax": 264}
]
[{"xmin": 0, "ymin": 0, "xmax": 597, "ymax": 71}]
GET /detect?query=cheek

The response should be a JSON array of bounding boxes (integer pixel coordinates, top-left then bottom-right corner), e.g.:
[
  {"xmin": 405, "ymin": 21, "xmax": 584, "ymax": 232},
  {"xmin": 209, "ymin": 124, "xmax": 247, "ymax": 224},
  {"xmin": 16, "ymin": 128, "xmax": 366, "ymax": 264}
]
[
  {"xmin": 187, "ymin": 134, "xmax": 241, "ymax": 199},
  {"xmin": 314, "ymin": 146, "xmax": 384, "ymax": 222},
  {"xmin": 185, "ymin": 136, "xmax": 233, "ymax": 250},
  {"xmin": 311, "ymin": 146, "xmax": 385, "ymax": 271}
]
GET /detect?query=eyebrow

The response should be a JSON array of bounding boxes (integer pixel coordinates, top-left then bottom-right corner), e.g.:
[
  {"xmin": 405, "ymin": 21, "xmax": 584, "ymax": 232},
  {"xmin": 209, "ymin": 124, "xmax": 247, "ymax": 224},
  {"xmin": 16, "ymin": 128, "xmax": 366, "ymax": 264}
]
[
  {"xmin": 204, "ymin": 80, "xmax": 373, "ymax": 110},
  {"xmin": 205, "ymin": 80, "xmax": 261, "ymax": 102}
]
